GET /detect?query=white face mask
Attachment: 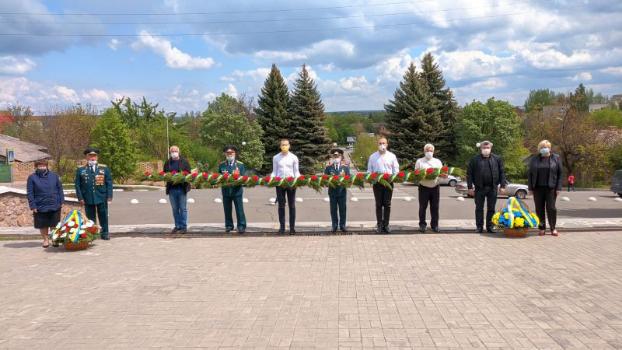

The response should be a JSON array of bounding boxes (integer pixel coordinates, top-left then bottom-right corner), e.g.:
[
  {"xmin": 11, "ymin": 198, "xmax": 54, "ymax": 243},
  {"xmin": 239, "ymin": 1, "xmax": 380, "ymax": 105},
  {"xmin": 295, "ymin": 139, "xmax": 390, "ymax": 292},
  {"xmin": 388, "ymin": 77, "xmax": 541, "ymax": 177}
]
[
  {"xmin": 540, "ymin": 147, "xmax": 550, "ymax": 156},
  {"xmin": 170, "ymin": 152, "xmax": 179, "ymax": 159},
  {"xmin": 481, "ymin": 148, "xmax": 491, "ymax": 156},
  {"xmin": 226, "ymin": 155, "xmax": 235, "ymax": 162},
  {"xmin": 332, "ymin": 157, "xmax": 341, "ymax": 164},
  {"xmin": 378, "ymin": 144, "xmax": 387, "ymax": 152},
  {"xmin": 87, "ymin": 160, "xmax": 97, "ymax": 167},
  {"xmin": 425, "ymin": 151, "xmax": 433, "ymax": 160}
]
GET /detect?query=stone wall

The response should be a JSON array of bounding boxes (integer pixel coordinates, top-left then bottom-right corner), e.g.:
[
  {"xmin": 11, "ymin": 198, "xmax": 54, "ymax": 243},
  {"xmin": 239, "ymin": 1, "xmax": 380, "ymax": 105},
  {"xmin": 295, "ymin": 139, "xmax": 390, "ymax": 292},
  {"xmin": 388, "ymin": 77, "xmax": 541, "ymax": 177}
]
[
  {"xmin": 10, "ymin": 161, "xmax": 35, "ymax": 182},
  {"xmin": 0, "ymin": 192, "xmax": 81, "ymax": 227}
]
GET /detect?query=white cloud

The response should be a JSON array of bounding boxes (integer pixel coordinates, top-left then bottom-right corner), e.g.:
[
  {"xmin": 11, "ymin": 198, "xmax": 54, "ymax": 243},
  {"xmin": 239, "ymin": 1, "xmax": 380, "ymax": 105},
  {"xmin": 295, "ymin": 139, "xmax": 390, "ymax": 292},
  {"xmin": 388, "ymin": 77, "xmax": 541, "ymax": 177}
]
[
  {"xmin": 254, "ymin": 39, "xmax": 356, "ymax": 64},
  {"xmin": 435, "ymin": 50, "xmax": 514, "ymax": 80},
  {"xmin": 509, "ymin": 41, "xmax": 592, "ymax": 70},
  {"xmin": 339, "ymin": 76, "xmax": 370, "ymax": 92},
  {"xmin": 601, "ymin": 66, "xmax": 622, "ymax": 75},
  {"xmin": 132, "ymin": 30, "xmax": 215, "ymax": 70},
  {"xmin": 50, "ymin": 85, "xmax": 79, "ymax": 103},
  {"xmin": 81, "ymin": 89, "xmax": 110, "ymax": 103},
  {"xmin": 571, "ymin": 72, "xmax": 593, "ymax": 81},
  {"xmin": 375, "ymin": 50, "xmax": 415, "ymax": 83},
  {"xmin": 0, "ymin": 56, "xmax": 36, "ymax": 74},
  {"xmin": 107, "ymin": 39, "xmax": 120, "ymax": 51},
  {"xmin": 221, "ymin": 68, "xmax": 271, "ymax": 82},
  {"xmin": 224, "ymin": 83, "xmax": 238, "ymax": 97}
]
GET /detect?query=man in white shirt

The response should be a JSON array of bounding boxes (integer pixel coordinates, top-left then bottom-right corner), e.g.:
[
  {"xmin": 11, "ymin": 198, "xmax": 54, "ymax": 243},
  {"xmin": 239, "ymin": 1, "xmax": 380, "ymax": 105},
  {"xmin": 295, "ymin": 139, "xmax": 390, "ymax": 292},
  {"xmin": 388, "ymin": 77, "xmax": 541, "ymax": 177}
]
[
  {"xmin": 271, "ymin": 139, "xmax": 301, "ymax": 234},
  {"xmin": 367, "ymin": 136, "xmax": 400, "ymax": 233},
  {"xmin": 415, "ymin": 143, "xmax": 443, "ymax": 233}
]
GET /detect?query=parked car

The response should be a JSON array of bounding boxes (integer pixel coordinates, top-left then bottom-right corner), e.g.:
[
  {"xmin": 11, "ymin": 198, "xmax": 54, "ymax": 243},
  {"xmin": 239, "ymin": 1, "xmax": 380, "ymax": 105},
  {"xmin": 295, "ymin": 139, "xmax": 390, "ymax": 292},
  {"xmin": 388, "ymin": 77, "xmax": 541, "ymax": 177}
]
[
  {"xmin": 438, "ymin": 175, "xmax": 461, "ymax": 187},
  {"xmin": 455, "ymin": 181, "xmax": 529, "ymax": 199},
  {"xmin": 611, "ymin": 170, "xmax": 622, "ymax": 198}
]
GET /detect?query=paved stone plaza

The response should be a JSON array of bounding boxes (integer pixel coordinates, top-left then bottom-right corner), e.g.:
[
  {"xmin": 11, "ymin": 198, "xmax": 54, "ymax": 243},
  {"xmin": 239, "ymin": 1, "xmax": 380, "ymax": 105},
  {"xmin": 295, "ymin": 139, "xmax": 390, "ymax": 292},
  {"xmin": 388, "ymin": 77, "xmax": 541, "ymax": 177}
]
[{"xmin": 2, "ymin": 232, "xmax": 622, "ymax": 349}]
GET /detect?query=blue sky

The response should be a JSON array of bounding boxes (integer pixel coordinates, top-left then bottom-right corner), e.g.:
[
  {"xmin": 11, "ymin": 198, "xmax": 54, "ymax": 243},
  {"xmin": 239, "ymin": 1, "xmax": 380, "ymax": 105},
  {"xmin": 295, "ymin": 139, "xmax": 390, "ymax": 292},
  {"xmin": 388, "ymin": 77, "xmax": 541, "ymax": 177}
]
[{"xmin": 1, "ymin": 0, "xmax": 621, "ymax": 114}]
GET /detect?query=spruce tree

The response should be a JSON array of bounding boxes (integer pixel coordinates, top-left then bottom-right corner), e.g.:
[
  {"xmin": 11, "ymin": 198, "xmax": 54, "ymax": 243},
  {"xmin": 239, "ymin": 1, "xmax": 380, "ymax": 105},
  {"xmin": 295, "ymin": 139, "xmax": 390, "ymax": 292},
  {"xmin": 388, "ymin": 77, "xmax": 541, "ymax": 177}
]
[
  {"xmin": 255, "ymin": 64, "xmax": 291, "ymax": 172},
  {"xmin": 419, "ymin": 53, "xmax": 458, "ymax": 162},
  {"xmin": 385, "ymin": 63, "xmax": 444, "ymax": 164},
  {"xmin": 288, "ymin": 64, "xmax": 331, "ymax": 173}
]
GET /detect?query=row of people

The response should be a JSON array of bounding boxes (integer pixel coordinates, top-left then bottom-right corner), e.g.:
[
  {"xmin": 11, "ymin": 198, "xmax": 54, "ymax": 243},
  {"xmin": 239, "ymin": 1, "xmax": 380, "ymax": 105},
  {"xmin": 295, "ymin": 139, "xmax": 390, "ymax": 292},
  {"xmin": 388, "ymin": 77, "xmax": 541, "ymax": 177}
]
[{"xmin": 26, "ymin": 138, "xmax": 563, "ymax": 247}]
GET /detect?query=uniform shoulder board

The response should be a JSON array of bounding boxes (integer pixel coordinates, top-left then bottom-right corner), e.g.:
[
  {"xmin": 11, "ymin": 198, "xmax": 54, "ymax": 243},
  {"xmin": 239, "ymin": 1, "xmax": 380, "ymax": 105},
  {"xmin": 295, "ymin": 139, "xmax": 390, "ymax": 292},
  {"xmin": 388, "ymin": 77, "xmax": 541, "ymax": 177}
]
[
  {"xmin": 98, "ymin": 164, "xmax": 107, "ymax": 168},
  {"xmin": 237, "ymin": 161, "xmax": 244, "ymax": 165}
]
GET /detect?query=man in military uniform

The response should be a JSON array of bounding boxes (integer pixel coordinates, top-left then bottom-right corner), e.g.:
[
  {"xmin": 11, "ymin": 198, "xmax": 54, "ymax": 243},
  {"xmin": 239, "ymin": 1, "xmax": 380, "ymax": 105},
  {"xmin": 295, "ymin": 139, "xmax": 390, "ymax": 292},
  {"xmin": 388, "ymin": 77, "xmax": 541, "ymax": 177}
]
[
  {"xmin": 75, "ymin": 147, "xmax": 113, "ymax": 240},
  {"xmin": 218, "ymin": 145, "xmax": 247, "ymax": 234},
  {"xmin": 324, "ymin": 149, "xmax": 350, "ymax": 233}
]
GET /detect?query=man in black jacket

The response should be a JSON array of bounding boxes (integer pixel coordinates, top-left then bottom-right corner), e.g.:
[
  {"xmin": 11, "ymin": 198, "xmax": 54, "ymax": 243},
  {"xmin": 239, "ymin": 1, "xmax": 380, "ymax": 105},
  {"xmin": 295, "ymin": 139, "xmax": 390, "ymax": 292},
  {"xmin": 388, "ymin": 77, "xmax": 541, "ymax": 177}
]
[
  {"xmin": 466, "ymin": 141, "xmax": 507, "ymax": 233},
  {"xmin": 163, "ymin": 145, "xmax": 192, "ymax": 234}
]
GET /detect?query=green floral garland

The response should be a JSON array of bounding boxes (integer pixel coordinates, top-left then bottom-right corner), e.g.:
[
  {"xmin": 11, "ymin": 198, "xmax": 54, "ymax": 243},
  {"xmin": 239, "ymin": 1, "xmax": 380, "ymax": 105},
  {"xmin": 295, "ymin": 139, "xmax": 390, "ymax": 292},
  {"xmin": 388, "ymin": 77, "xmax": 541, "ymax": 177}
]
[{"xmin": 143, "ymin": 167, "xmax": 459, "ymax": 192}]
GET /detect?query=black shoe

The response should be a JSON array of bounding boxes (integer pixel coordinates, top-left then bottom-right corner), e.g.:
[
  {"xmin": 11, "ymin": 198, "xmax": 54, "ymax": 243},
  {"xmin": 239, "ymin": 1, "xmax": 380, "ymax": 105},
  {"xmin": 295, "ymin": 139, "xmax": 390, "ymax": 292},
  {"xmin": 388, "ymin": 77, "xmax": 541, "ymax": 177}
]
[
  {"xmin": 376, "ymin": 225, "xmax": 383, "ymax": 234},
  {"xmin": 101, "ymin": 235, "xmax": 110, "ymax": 240},
  {"xmin": 486, "ymin": 227, "xmax": 497, "ymax": 234},
  {"xmin": 476, "ymin": 227, "xmax": 483, "ymax": 233},
  {"xmin": 278, "ymin": 228, "xmax": 285, "ymax": 235},
  {"xmin": 331, "ymin": 227, "xmax": 337, "ymax": 233},
  {"xmin": 225, "ymin": 227, "xmax": 232, "ymax": 233},
  {"xmin": 431, "ymin": 227, "xmax": 440, "ymax": 233},
  {"xmin": 419, "ymin": 225, "xmax": 427, "ymax": 233},
  {"xmin": 289, "ymin": 229, "xmax": 296, "ymax": 235},
  {"xmin": 383, "ymin": 225, "xmax": 391, "ymax": 234},
  {"xmin": 340, "ymin": 227, "xmax": 347, "ymax": 233},
  {"xmin": 238, "ymin": 228, "xmax": 245, "ymax": 234},
  {"xmin": 178, "ymin": 229, "xmax": 187, "ymax": 234},
  {"xmin": 170, "ymin": 228, "xmax": 178, "ymax": 234}
]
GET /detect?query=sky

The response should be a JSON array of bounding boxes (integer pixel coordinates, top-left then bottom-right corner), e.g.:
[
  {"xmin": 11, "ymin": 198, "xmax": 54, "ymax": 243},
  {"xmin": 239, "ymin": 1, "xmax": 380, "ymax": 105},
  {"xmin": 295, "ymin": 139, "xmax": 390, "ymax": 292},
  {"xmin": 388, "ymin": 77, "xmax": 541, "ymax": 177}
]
[{"xmin": 0, "ymin": 0, "xmax": 621, "ymax": 114}]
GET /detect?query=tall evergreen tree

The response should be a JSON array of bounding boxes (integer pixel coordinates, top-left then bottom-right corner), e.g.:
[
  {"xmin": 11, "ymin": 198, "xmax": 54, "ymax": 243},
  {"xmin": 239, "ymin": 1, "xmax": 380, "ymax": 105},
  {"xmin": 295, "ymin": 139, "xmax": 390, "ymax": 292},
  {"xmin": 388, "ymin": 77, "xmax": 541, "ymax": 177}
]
[
  {"xmin": 255, "ymin": 64, "xmax": 291, "ymax": 172},
  {"xmin": 419, "ymin": 53, "xmax": 458, "ymax": 161},
  {"xmin": 288, "ymin": 64, "xmax": 331, "ymax": 173},
  {"xmin": 385, "ymin": 63, "xmax": 444, "ymax": 164}
]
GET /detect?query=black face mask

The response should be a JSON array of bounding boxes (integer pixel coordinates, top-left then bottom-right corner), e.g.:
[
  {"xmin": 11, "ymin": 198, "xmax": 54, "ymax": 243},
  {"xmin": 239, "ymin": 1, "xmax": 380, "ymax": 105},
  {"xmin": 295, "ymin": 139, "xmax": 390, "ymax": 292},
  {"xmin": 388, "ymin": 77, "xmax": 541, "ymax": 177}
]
[{"xmin": 36, "ymin": 168, "xmax": 48, "ymax": 175}]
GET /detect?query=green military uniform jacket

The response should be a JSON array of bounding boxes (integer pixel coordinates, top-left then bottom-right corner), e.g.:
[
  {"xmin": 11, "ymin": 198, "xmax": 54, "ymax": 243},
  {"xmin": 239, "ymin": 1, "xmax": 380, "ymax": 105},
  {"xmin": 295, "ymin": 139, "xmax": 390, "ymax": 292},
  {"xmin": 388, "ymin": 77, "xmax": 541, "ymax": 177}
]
[
  {"xmin": 74, "ymin": 164, "xmax": 113, "ymax": 205},
  {"xmin": 218, "ymin": 160, "xmax": 246, "ymax": 197},
  {"xmin": 324, "ymin": 163, "xmax": 350, "ymax": 197}
]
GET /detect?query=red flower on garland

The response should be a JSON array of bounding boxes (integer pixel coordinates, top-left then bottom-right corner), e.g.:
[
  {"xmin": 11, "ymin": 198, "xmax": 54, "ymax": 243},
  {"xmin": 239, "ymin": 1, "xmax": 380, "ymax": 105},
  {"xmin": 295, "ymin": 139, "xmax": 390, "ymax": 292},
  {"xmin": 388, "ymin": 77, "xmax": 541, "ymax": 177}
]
[
  {"xmin": 310, "ymin": 175, "xmax": 318, "ymax": 181},
  {"xmin": 426, "ymin": 168, "xmax": 434, "ymax": 174},
  {"xmin": 171, "ymin": 170, "xmax": 178, "ymax": 175},
  {"xmin": 344, "ymin": 175, "xmax": 351, "ymax": 180},
  {"xmin": 383, "ymin": 173, "xmax": 391, "ymax": 180},
  {"xmin": 286, "ymin": 176, "xmax": 294, "ymax": 182},
  {"xmin": 370, "ymin": 172, "xmax": 378, "ymax": 179},
  {"xmin": 233, "ymin": 173, "xmax": 240, "ymax": 180},
  {"xmin": 398, "ymin": 171, "xmax": 405, "ymax": 178},
  {"xmin": 274, "ymin": 176, "xmax": 282, "ymax": 182},
  {"xmin": 211, "ymin": 173, "xmax": 220, "ymax": 180},
  {"xmin": 321, "ymin": 174, "xmax": 329, "ymax": 181},
  {"xmin": 144, "ymin": 171, "xmax": 151, "ymax": 177},
  {"xmin": 356, "ymin": 173, "xmax": 364, "ymax": 179},
  {"xmin": 80, "ymin": 233, "xmax": 87, "ymax": 239},
  {"xmin": 252, "ymin": 175, "xmax": 259, "ymax": 182},
  {"xmin": 242, "ymin": 175, "xmax": 249, "ymax": 182},
  {"xmin": 191, "ymin": 172, "xmax": 198, "ymax": 178},
  {"xmin": 414, "ymin": 169, "xmax": 421, "ymax": 175},
  {"xmin": 441, "ymin": 166, "xmax": 449, "ymax": 172},
  {"xmin": 263, "ymin": 175, "xmax": 271, "ymax": 183},
  {"xmin": 297, "ymin": 175, "xmax": 306, "ymax": 181},
  {"xmin": 332, "ymin": 175, "xmax": 339, "ymax": 181},
  {"xmin": 202, "ymin": 172, "xmax": 208, "ymax": 179},
  {"xmin": 182, "ymin": 170, "xmax": 189, "ymax": 176},
  {"xmin": 158, "ymin": 171, "xmax": 165, "ymax": 176},
  {"xmin": 223, "ymin": 173, "xmax": 230, "ymax": 180}
]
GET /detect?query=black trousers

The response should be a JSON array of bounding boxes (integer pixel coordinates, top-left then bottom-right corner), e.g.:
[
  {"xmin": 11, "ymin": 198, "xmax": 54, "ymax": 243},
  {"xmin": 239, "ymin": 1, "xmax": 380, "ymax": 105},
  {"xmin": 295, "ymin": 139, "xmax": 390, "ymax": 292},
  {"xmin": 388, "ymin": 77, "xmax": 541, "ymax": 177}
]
[
  {"xmin": 418, "ymin": 185, "xmax": 440, "ymax": 228},
  {"xmin": 474, "ymin": 186, "xmax": 497, "ymax": 229},
  {"xmin": 533, "ymin": 187, "xmax": 557, "ymax": 230},
  {"xmin": 276, "ymin": 187, "xmax": 296, "ymax": 230},
  {"xmin": 373, "ymin": 183, "xmax": 393, "ymax": 228}
]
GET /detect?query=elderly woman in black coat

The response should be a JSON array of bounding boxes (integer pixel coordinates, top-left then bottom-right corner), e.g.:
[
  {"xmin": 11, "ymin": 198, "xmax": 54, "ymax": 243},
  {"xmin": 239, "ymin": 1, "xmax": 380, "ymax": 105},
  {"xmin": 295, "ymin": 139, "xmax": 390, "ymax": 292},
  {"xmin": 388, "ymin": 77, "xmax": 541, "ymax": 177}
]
[
  {"xmin": 528, "ymin": 140, "xmax": 562, "ymax": 237},
  {"xmin": 26, "ymin": 159, "xmax": 64, "ymax": 247}
]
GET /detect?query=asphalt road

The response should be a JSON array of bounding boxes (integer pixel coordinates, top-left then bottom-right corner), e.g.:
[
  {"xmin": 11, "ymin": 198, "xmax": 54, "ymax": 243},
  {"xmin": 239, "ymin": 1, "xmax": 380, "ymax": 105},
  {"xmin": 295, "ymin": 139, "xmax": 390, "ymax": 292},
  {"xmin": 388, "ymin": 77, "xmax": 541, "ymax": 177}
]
[{"xmin": 100, "ymin": 185, "xmax": 622, "ymax": 225}]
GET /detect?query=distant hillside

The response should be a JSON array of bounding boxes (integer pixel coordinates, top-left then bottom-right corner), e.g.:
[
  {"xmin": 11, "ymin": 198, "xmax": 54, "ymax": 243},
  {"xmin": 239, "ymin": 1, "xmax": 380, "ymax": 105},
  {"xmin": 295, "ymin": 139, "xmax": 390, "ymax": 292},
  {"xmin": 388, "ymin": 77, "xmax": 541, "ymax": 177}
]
[{"xmin": 326, "ymin": 110, "xmax": 386, "ymax": 117}]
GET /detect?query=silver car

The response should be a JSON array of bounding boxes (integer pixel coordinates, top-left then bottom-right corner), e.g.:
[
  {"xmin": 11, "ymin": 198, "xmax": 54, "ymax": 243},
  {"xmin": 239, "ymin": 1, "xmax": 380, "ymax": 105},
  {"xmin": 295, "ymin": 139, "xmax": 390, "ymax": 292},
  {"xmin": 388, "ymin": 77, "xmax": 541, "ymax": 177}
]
[
  {"xmin": 437, "ymin": 175, "xmax": 461, "ymax": 187},
  {"xmin": 455, "ymin": 181, "xmax": 529, "ymax": 199}
]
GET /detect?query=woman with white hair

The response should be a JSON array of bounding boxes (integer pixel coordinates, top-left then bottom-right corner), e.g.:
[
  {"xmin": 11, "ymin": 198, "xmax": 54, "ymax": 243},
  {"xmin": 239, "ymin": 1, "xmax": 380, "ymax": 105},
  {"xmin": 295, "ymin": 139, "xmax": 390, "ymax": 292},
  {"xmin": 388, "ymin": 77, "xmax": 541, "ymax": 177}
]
[
  {"xmin": 528, "ymin": 140, "xmax": 563, "ymax": 236},
  {"xmin": 414, "ymin": 143, "xmax": 443, "ymax": 233}
]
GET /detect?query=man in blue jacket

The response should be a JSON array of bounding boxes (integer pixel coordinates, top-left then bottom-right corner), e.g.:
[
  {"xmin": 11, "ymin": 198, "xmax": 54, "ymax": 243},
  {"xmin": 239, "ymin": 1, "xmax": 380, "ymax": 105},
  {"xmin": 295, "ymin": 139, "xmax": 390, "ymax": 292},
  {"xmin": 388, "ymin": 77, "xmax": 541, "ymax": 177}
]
[
  {"xmin": 75, "ymin": 147, "xmax": 113, "ymax": 240},
  {"xmin": 324, "ymin": 149, "xmax": 350, "ymax": 233}
]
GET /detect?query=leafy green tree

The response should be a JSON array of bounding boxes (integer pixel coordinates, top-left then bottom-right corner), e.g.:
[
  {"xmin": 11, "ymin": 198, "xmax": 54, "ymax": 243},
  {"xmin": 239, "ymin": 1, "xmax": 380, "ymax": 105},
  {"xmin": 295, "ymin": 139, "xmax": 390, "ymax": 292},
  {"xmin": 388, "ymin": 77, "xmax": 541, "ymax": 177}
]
[
  {"xmin": 201, "ymin": 94, "xmax": 265, "ymax": 170},
  {"xmin": 419, "ymin": 53, "xmax": 459, "ymax": 161},
  {"xmin": 255, "ymin": 64, "xmax": 291, "ymax": 171},
  {"xmin": 456, "ymin": 98, "xmax": 528, "ymax": 180},
  {"xmin": 288, "ymin": 64, "xmax": 331, "ymax": 173},
  {"xmin": 523, "ymin": 89, "xmax": 562, "ymax": 112},
  {"xmin": 385, "ymin": 62, "xmax": 446, "ymax": 163},
  {"xmin": 591, "ymin": 108, "xmax": 622, "ymax": 128},
  {"xmin": 351, "ymin": 133, "xmax": 378, "ymax": 170},
  {"xmin": 91, "ymin": 109, "xmax": 138, "ymax": 181},
  {"xmin": 112, "ymin": 96, "xmax": 173, "ymax": 128}
]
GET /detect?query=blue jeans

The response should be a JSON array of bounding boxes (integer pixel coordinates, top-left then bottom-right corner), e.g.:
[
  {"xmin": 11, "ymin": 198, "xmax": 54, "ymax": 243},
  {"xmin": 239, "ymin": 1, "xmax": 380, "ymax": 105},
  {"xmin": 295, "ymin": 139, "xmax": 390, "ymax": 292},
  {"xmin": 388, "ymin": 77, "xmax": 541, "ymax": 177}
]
[{"xmin": 169, "ymin": 187, "xmax": 188, "ymax": 230}]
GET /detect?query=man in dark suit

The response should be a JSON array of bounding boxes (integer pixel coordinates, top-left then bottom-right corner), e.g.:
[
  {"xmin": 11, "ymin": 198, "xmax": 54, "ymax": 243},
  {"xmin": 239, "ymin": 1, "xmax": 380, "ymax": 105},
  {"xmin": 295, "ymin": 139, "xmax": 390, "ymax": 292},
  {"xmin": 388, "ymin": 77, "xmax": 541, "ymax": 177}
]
[
  {"xmin": 218, "ymin": 145, "xmax": 247, "ymax": 234},
  {"xmin": 324, "ymin": 149, "xmax": 350, "ymax": 233},
  {"xmin": 466, "ymin": 141, "xmax": 507, "ymax": 233},
  {"xmin": 74, "ymin": 147, "xmax": 113, "ymax": 240}
]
